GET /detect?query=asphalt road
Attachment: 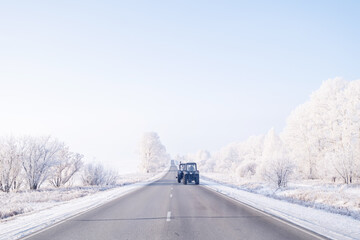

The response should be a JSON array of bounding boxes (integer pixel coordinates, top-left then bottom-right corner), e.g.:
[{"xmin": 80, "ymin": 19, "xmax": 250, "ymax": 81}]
[{"xmin": 25, "ymin": 164, "xmax": 325, "ymax": 240}]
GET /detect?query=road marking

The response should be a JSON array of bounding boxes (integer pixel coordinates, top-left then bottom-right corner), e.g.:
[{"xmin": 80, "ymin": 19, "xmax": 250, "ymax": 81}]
[
  {"xmin": 170, "ymin": 194, "xmax": 173, "ymax": 198},
  {"xmin": 171, "ymin": 187, "xmax": 173, "ymax": 190},
  {"xmin": 166, "ymin": 211, "xmax": 171, "ymax": 222}
]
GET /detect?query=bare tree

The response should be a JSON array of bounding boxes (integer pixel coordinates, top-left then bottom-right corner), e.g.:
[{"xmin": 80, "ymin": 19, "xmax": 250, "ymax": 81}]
[
  {"xmin": 0, "ymin": 137, "xmax": 23, "ymax": 192},
  {"xmin": 49, "ymin": 147, "xmax": 83, "ymax": 187},
  {"xmin": 21, "ymin": 136, "xmax": 62, "ymax": 190}
]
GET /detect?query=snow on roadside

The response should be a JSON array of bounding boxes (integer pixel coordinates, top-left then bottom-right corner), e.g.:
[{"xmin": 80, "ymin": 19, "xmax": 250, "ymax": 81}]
[
  {"xmin": 0, "ymin": 168, "xmax": 169, "ymax": 240},
  {"xmin": 201, "ymin": 172, "xmax": 360, "ymax": 219},
  {"xmin": 201, "ymin": 177, "xmax": 360, "ymax": 240}
]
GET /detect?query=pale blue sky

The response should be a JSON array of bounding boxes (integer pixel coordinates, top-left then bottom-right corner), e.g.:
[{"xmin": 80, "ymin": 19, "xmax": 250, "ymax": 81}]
[{"xmin": 1, "ymin": 1, "xmax": 359, "ymax": 173}]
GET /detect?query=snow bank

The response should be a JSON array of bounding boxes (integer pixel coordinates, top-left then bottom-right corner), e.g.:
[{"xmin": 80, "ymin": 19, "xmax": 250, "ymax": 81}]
[
  {"xmin": 201, "ymin": 176, "xmax": 360, "ymax": 240},
  {"xmin": 202, "ymin": 173, "xmax": 360, "ymax": 219}
]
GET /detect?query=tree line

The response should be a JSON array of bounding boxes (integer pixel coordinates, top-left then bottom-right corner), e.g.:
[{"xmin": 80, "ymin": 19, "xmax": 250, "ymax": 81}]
[
  {"xmin": 0, "ymin": 136, "xmax": 117, "ymax": 192},
  {"xmin": 178, "ymin": 78, "xmax": 360, "ymax": 187}
]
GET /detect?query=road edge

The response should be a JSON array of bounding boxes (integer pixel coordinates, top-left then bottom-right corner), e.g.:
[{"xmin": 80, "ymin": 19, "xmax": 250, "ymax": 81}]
[
  {"xmin": 200, "ymin": 182, "xmax": 332, "ymax": 240},
  {"xmin": 17, "ymin": 167, "xmax": 171, "ymax": 240}
]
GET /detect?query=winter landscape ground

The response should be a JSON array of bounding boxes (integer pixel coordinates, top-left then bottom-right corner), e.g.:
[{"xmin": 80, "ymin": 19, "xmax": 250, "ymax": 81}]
[
  {"xmin": 201, "ymin": 176, "xmax": 360, "ymax": 240},
  {"xmin": 202, "ymin": 174, "xmax": 360, "ymax": 239},
  {"xmin": 0, "ymin": 170, "xmax": 168, "ymax": 240},
  {"xmin": 202, "ymin": 172, "xmax": 360, "ymax": 220},
  {"xmin": 0, "ymin": 172, "xmax": 164, "ymax": 220},
  {"xmin": 1, "ymin": 168, "xmax": 360, "ymax": 240}
]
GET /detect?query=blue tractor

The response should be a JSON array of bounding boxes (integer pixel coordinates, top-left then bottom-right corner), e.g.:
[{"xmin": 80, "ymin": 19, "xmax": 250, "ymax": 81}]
[{"xmin": 182, "ymin": 162, "xmax": 199, "ymax": 185}]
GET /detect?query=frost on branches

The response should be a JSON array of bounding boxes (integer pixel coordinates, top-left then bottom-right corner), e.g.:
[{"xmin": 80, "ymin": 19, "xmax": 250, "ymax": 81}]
[
  {"xmin": 0, "ymin": 136, "xmax": 85, "ymax": 192},
  {"xmin": 82, "ymin": 162, "xmax": 118, "ymax": 186},
  {"xmin": 182, "ymin": 78, "xmax": 360, "ymax": 186},
  {"xmin": 284, "ymin": 78, "xmax": 360, "ymax": 183},
  {"xmin": 0, "ymin": 137, "xmax": 22, "ymax": 192},
  {"xmin": 138, "ymin": 132, "xmax": 170, "ymax": 173},
  {"xmin": 260, "ymin": 128, "xmax": 294, "ymax": 188}
]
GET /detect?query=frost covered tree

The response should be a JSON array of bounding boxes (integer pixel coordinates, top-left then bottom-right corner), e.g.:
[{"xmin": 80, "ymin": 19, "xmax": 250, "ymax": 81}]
[
  {"xmin": 214, "ymin": 143, "xmax": 240, "ymax": 173},
  {"xmin": 309, "ymin": 78, "xmax": 349, "ymax": 179},
  {"xmin": 283, "ymin": 78, "xmax": 350, "ymax": 179},
  {"xmin": 139, "ymin": 132, "xmax": 169, "ymax": 173},
  {"xmin": 283, "ymin": 102, "xmax": 319, "ymax": 179},
  {"xmin": 236, "ymin": 135, "xmax": 264, "ymax": 179},
  {"xmin": 176, "ymin": 150, "xmax": 214, "ymax": 172},
  {"xmin": 49, "ymin": 147, "xmax": 83, "ymax": 188},
  {"xmin": 194, "ymin": 150, "xmax": 210, "ymax": 168},
  {"xmin": 260, "ymin": 129, "xmax": 294, "ymax": 188},
  {"xmin": 325, "ymin": 80, "xmax": 360, "ymax": 183},
  {"xmin": 82, "ymin": 162, "xmax": 118, "ymax": 186},
  {"xmin": 181, "ymin": 78, "xmax": 360, "ymax": 185},
  {"xmin": 21, "ymin": 136, "xmax": 62, "ymax": 190},
  {"xmin": 283, "ymin": 78, "xmax": 360, "ymax": 182},
  {"xmin": 195, "ymin": 150, "xmax": 214, "ymax": 172},
  {"xmin": 0, "ymin": 137, "xmax": 23, "ymax": 192}
]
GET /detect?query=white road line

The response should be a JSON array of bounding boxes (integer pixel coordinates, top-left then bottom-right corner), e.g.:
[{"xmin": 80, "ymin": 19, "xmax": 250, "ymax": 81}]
[
  {"xmin": 166, "ymin": 211, "xmax": 171, "ymax": 222},
  {"xmin": 171, "ymin": 187, "xmax": 173, "ymax": 190},
  {"xmin": 170, "ymin": 194, "xmax": 173, "ymax": 198}
]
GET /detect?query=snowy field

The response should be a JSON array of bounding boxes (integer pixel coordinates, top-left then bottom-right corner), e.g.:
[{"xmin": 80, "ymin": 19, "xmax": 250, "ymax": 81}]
[
  {"xmin": 0, "ymin": 169, "xmax": 168, "ymax": 240},
  {"xmin": 202, "ymin": 173, "xmax": 360, "ymax": 240}
]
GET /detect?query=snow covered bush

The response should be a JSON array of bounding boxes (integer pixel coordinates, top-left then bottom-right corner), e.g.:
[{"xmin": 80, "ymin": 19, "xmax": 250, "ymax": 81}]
[
  {"xmin": 237, "ymin": 161, "xmax": 257, "ymax": 179},
  {"xmin": 262, "ymin": 152, "xmax": 294, "ymax": 188},
  {"xmin": 82, "ymin": 163, "xmax": 118, "ymax": 186},
  {"xmin": 259, "ymin": 129, "xmax": 294, "ymax": 188}
]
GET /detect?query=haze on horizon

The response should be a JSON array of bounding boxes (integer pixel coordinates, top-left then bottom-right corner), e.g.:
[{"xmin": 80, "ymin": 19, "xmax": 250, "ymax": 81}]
[{"xmin": 1, "ymin": 1, "xmax": 359, "ymax": 173}]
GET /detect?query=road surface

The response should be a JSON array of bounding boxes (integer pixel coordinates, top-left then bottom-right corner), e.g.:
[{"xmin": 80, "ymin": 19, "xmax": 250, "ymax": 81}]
[{"xmin": 25, "ymin": 164, "xmax": 325, "ymax": 240}]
